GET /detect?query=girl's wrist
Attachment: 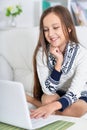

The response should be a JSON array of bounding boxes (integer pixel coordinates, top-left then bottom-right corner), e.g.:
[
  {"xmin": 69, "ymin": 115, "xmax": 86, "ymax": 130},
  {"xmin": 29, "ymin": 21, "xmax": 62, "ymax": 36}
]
[
  {"xmin": 52, "ymin": 101, "xmax": 62, "ymax": 111},
  {"xmin": 55, "ymin": 64, "xmax": 62, "ymax": 72}
]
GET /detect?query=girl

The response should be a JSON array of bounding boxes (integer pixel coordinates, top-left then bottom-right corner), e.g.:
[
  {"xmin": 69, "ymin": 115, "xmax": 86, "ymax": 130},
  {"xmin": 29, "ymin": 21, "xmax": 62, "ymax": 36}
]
[{"xmin": 27, "ymin": 5, "xmax": 87, "ymax": 118}]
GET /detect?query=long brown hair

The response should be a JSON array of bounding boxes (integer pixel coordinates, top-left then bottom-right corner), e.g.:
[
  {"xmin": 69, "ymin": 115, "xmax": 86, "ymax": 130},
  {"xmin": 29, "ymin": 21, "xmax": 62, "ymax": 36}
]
[{"xmin": 33, "ymin": 5, "xmax": 79, "ymax": 101}]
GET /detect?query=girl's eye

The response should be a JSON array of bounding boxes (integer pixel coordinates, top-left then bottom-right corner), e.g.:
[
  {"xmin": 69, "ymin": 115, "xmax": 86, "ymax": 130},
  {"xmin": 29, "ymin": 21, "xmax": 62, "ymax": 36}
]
[
  {"xmin": 53, "ymin": 26, "xmax": 59, "ymax": 29},
  {"xmin": 43, "ymin": 29, "xmax": 49, "ymax": 32}
]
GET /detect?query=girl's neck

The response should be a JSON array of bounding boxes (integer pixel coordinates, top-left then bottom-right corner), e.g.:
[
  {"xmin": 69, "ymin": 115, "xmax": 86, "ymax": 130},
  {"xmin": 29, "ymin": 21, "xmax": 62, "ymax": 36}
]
[{"xmin": 59, "ymin": 45, "xmax": 66, "ymax": 53}]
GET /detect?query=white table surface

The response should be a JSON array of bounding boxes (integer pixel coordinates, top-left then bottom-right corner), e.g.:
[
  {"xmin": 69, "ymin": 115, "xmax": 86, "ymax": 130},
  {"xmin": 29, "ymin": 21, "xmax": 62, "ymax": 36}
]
[{"xmin": 57, "ymin": 115, "xmax": 87, "ymax": 130}]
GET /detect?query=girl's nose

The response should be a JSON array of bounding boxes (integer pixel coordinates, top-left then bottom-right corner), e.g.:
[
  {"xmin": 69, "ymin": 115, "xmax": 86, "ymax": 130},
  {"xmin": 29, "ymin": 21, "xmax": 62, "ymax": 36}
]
[{"xmin": 48, "ymin": 29, "xmax": 54, "ymax": 37}]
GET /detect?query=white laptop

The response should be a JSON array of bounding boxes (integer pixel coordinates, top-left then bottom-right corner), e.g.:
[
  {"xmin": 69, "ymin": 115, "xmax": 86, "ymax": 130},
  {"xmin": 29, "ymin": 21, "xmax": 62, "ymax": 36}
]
[{"xmin": 0, "ymin": 80, "xmax": 62, "ymax": 130}]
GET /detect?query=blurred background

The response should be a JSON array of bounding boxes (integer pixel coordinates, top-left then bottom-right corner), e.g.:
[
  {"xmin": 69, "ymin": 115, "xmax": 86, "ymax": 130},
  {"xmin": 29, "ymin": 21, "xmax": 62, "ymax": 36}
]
[{"xmin": 0, "ymin": 0, "xmax": 87, "ymax": 29}]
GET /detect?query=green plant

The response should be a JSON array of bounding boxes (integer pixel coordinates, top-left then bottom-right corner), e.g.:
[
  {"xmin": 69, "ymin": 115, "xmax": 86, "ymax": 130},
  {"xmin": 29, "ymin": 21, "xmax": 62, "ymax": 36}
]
[{"xmin": 6, "ymin": 5, "xmax": 22, "ymax": 17}]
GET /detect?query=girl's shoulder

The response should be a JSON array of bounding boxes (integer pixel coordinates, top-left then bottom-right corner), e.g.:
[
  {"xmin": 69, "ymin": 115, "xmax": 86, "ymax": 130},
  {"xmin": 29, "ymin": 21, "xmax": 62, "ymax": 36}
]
[
  {"xmin": 76, "ymin": 43, "xmax": 87, "ymax": 62},
  {"xmin": 36, "ymin": 47, "xmax": 47, "ymax": 65},
  {"xmin": 37, "ymin": 47, "xmax": 43, "ymax": 57},
  {"xmin": 78, "ymin": 43, "xmax": 87, "ymax": 55}
]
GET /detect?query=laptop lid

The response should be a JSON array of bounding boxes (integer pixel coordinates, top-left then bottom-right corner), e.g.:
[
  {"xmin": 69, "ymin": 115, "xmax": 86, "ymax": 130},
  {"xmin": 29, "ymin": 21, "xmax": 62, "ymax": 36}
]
[
  {"xmin": 0, "ymin": 80, "xmax": 32, "ymax": 129},
  {"xmin": 0, "ymin": 80, "xmax": 63, "ymax": 130}
]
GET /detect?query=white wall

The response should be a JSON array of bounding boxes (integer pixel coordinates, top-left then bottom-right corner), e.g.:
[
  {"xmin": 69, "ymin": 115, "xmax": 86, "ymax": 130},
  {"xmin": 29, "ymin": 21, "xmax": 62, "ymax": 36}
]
[{"xmin": 0, "ymin": 0, "xmax": 42, "ymax": 28}]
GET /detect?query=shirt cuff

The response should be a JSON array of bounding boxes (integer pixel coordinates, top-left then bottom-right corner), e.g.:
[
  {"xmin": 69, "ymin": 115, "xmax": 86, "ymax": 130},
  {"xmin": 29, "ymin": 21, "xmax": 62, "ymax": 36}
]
[
  {"xmin": 58, "ymin": 97, "xmax": 69, "ymax": 111},
  {"xmin": 51, "ymin": 68, "xmax": 62, "ymax": 81}
]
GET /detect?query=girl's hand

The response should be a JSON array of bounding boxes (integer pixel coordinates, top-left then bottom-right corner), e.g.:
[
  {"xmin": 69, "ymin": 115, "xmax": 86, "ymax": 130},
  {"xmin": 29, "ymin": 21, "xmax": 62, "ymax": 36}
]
[
  {"xmin": 50, "ymin": 46, "xmax": 63, "ymax": 62},
  {"xmin": 49, "ymin": 46, "xmax": 63, "ymax": 71},
  {"xmin": 30, "ymin": 101, "xmax": 62, "ymax": 119}
]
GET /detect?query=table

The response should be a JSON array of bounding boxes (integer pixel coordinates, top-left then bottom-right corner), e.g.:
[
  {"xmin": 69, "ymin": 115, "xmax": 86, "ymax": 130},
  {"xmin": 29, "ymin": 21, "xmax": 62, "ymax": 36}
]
[
  {"xmin": 0, "ymin": 120, "xmax": 74, "ymax": 130},
  {"xmin": 0, "ymin": 116, "xmax": 87, "ymax": 130}
]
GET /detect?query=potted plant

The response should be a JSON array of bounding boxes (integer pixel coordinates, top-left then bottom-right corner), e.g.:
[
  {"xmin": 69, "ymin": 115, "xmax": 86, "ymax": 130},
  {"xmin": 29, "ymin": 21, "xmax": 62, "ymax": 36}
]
[{"xmin": 5, "ymin": 5, "xmax": 22, "ymax": 27}]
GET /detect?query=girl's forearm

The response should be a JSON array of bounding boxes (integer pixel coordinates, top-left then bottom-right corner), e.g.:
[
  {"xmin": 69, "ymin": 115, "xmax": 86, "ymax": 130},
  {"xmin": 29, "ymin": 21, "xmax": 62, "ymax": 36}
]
[{"xmin": 26, "ymin": 94, "xmax": 42, "ymax": 107}]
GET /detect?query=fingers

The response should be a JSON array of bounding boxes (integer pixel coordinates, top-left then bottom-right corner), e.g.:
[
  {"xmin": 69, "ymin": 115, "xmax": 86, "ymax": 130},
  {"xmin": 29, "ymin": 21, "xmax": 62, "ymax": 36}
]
[
  {"xmin": 42, "ymin": 113, "xmax": 50, "ymax": 119},
  {"xmin": 30, "ymin": 109, "xmax": 47, "ymax": 119},
  {"xmin": 49, "ymin": 46, "xmax": 63, "ymax": 60},
  {"xmin": 50, "ymin": 46, "xmax": 59, "ymax": 54},
  {"xmin": 30, "ymin": 103, "xmax": 56, "ymax": 119}
]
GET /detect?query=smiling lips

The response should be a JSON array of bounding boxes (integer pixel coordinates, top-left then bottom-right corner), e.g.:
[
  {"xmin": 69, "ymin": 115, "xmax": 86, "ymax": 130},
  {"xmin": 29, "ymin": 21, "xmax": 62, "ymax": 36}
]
[
  {"xmin": 50, "ymin": 37, "xmax": 58, "ymax": 42},
  {"xmin": 50, "ymin": 36, "xmax": 60, "ymax": 45}
]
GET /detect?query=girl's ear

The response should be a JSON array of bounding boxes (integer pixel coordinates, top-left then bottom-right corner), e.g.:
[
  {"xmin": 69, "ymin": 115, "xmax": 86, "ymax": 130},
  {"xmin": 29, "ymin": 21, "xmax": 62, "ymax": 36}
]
[{"xmin": 68, "ymin": 28, "xmax": 71, "ymax": 33}]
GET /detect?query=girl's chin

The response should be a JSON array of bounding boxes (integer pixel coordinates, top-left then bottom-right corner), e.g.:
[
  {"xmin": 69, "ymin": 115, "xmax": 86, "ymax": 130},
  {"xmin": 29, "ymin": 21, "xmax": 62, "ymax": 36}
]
[
  {"xmin": 50, "ymin": 42, "xmax": 59, "ymax": 47},
  {"xmin": 50, "ymin": 44, "xmax": 59, "ymax": 48}
]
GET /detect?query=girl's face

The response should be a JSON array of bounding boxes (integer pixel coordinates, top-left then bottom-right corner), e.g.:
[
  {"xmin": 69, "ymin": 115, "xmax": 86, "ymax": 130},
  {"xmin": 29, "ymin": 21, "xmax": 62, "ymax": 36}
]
[{"xmin": 43, "ymin": 13, "xmax": 67, "ymax": 52}]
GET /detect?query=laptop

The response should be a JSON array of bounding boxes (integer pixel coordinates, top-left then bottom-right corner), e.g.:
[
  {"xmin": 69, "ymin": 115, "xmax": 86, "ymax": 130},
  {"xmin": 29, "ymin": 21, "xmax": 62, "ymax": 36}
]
[{"xmin": 0, "ymin": 80, "xmax": 62, "ymax": 130}]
